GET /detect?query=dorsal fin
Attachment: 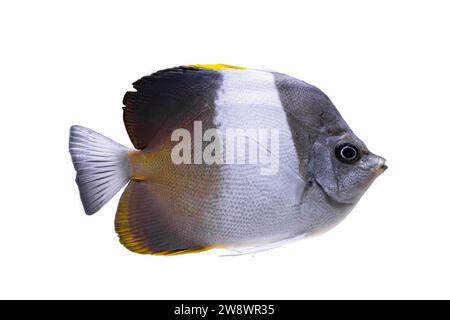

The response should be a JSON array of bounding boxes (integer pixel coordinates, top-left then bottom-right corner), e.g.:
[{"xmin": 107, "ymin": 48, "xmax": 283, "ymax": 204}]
[
  {"xmin": 193, "ymin": 64, "xmax": 246, "ymax": 71},
  {"xmin": 123, "ymin": 66, "xmax": 223, "ymax": 150}
]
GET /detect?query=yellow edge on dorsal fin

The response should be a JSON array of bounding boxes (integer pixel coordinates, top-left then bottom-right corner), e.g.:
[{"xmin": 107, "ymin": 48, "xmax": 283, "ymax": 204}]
[{"xmin": 193, "ymin": 64, "xmax": 246, "ymax": 71}]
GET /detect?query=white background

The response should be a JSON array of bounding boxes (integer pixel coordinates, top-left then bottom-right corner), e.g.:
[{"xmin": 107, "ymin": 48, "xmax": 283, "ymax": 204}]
[{"xmin": 1, "ymin": 0, "xmax": 449, "ymax": 299}]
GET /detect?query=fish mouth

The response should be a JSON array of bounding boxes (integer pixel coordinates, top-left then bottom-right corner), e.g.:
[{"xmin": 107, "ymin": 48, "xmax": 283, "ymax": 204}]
[{"xmin": 371, "ymin": 157, "xmax": 388, "ymax": 173}]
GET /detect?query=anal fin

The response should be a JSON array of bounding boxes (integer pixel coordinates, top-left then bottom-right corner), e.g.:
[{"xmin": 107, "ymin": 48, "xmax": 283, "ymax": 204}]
[{"xmin": 115, "ymin": 181, "xmax": 218, "ymax": 255}]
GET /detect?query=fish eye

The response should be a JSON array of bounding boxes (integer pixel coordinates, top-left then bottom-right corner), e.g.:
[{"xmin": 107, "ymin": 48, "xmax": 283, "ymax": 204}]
[{"xmin": 335, "ymin": 143, "xmax": 360, "ymax": 164}]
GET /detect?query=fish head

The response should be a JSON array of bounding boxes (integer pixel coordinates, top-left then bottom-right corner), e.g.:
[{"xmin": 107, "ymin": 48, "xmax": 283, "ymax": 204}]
[{"xmin": 309, "ymin": 132, "xmax": 387, "ymax": 205}]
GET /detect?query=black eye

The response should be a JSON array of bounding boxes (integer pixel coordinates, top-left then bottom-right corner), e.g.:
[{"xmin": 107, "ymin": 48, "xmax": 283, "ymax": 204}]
[{"xmin": 335, "ymin": 143, "xmax": 360, "ymax": 164}]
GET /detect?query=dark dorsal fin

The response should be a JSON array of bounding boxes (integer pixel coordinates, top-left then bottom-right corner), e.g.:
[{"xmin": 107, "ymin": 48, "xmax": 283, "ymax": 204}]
[{"xmin": 123, "ymin": 66, "xmax": 223, "ymax": 150}]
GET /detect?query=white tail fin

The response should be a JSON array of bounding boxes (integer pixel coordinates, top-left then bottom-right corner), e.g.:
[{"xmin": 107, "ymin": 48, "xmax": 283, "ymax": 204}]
[{"xmin": 69, "ymin": 125, "xmax": 131, "ymax": 215}]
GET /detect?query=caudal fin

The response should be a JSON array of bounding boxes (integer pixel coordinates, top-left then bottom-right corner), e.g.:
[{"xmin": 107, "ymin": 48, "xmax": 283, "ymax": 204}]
[{"xmin": 69, "ymin": 125, "xmax": 131, "ymax": 215}]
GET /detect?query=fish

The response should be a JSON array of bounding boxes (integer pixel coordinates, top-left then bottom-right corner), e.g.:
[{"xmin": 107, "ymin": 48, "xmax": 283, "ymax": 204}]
[{"xmin": 69, "ymin": 64, "xmax": 387, "ymax": 255}]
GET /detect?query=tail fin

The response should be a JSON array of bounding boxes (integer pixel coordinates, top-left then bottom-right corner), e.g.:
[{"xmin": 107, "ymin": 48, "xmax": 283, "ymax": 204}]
[{"xmin": 69, "ymin": 125, "xmax": 131, "ymax": 215}]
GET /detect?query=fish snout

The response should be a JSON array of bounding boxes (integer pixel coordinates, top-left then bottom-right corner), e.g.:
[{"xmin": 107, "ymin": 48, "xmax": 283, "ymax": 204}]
[{"xmin": 372, "ymin": 156, "xmax": 388, "ymax": 173}]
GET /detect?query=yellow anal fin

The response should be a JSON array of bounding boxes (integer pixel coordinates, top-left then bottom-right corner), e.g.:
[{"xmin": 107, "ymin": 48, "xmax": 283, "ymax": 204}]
[
  {"xmin": 115, "ymin": 184, "xmax": 152, "ymax": 254},
  {"xmin": 193, "ymin": 64, "xmax": 246, "ymax": 71},
  {"xmin": 149, "ymin": 246, "xmax": 222, "ymax": 256},
  {"xmin": 115, "ymin": 182, "xmax": 221, "ymax": 256}
]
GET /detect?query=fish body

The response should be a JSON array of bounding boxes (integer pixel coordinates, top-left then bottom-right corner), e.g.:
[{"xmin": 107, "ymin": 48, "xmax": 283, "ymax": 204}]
[{"xmin": 69, "ymin": 64, "xmax": 386, "ymax": 255}]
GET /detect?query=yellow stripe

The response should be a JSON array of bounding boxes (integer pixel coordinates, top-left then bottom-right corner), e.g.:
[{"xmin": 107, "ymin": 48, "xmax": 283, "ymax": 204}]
[{"xmin": 193, "ymin": 64, "xmax": 246, "ymax": 71}]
